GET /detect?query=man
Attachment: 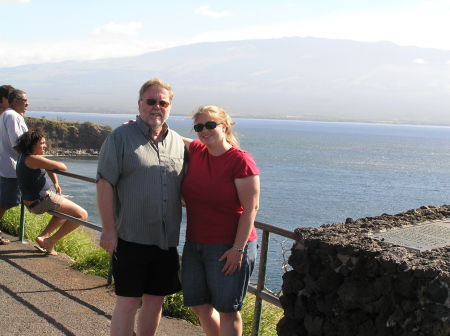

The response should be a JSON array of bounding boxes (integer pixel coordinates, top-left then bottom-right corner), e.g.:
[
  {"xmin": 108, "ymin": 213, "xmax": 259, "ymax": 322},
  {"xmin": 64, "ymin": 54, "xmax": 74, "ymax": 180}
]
[
  {"xmin": 0, "ymin": 89, "xmax": 28, "ymax": 244},
  {"xmin": 96, "ymin": 78, "xmax": 186, "ymax": 336},
  {"xmin": 0, "ymin": 85, "xmax": 14, "ymax": 114}
]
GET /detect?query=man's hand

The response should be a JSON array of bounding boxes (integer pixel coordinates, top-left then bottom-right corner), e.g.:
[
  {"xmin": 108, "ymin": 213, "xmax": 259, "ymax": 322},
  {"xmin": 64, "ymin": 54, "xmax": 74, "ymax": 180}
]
[
  {"xmin": 219, "ymin": 248, "xmax": 243, "ymax": 276},
  {"xmin": 100, "ymin": 227, "xmax": 118, "ymax": 257}
]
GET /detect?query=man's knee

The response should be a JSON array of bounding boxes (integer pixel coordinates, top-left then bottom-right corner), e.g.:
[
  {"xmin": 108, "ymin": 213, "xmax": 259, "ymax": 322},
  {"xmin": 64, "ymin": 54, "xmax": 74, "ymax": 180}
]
[
  {"xmin": 142, "ymin": 294, "xmax": 164, "ymax": 308},
  {"xmin": 116, "ymin": 296, "xmax": 142, "ymax": 314}
]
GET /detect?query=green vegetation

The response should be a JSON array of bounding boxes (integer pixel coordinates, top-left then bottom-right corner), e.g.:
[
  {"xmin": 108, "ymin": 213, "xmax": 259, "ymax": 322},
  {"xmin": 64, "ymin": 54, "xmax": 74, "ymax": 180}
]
[
  {"xmin": 1, "ymin": 207, "xmax": 283, "ymax": 335},
  {"xmin": 25, "ymin": 117, "xmax": 111, "ymax": 154}
]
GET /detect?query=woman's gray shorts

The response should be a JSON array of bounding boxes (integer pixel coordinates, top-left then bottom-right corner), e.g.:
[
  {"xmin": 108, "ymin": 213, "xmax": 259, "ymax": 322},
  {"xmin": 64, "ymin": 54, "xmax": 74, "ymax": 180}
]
[{"xmin": 26, "ymin": 191, "xmax": 63, "ymax": 215}]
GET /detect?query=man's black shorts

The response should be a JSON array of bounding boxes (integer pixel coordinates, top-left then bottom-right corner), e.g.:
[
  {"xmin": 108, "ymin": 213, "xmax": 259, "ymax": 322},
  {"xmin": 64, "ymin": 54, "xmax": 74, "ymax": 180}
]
[{"xmin": 112, "ymin": 239, "xmax": 181, "ymax": 297}]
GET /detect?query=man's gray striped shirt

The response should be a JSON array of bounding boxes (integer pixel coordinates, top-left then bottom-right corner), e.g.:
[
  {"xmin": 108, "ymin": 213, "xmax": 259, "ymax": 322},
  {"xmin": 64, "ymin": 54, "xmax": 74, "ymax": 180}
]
[{"xmin": 97, "ymin": 117, "xmax": 185, "ymax": 250}]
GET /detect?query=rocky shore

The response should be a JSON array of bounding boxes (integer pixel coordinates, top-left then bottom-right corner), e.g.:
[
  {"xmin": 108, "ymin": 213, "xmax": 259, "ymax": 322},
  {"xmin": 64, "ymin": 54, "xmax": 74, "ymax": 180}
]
[{"xmin": 26, "ymin": 116, "xmax": 111, "ymax": 156}]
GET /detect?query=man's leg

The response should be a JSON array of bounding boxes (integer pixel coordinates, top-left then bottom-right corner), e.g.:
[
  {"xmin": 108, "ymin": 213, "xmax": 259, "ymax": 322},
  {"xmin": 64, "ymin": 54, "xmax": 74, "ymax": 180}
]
[
  {"xmin": 0, "ymin": 206, "xmax": 13, "ymax": 244},
  {"xmin": 0, "ymin": 177, "xmax": 20, "ymax": 243},
  {"xmin": 136, "ymin": 294, "xmax": 164, "ymax": 336},
  {"xmin": 0, "ymin": 207, "xmax": 8, "ymax": 220},
  {"xmin": 111, "ymin": 296, "xmax": 141, "ymax": 336}
]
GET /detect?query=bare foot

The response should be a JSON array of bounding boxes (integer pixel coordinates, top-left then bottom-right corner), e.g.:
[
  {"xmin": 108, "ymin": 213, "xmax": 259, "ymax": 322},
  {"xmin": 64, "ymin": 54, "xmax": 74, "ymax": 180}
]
[
  {"xmin": 0, "ymin": 236, "xmax": 10, "ymax": 245},
  {"xmin": 35, "ymin": 236, "xmax": 46, "ymax": 249},
  {"xmin": 37, "ymin": 237, "xmax": 57, "ymax": 255}
]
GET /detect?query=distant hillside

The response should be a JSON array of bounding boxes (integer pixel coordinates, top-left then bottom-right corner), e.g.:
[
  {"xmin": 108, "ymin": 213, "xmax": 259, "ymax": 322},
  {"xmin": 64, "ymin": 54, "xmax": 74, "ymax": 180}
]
[
  {"xmin": 26, "ymin": 117, "xmax": 111, "ymax": 155},
  {"xmin": 3, "ymin": 37, "xmax": 450, "ymax": 125}
]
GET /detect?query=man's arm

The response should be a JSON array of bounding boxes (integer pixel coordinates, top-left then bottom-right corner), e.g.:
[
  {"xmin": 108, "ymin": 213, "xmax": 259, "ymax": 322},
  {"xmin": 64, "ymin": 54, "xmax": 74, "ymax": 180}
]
[
  {"xmin": 6, "ymin": 113, "xmax": 27, "ymax": 148},
  {"xmin": 97, "ymin": 178, "xmax": 117, "ymax": 257}
]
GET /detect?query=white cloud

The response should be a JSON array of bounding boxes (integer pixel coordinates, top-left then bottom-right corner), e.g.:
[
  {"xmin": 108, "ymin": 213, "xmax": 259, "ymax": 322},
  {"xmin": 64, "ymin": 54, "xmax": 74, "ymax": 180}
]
[
  {"xmin": 413, "ymin": 58, "xmax": 426, "ymax": 64},
  {"xmin": 0, "ymin": 39, "xmax": 168, "ymax": 67},
  {"xmin": 187, "ymin": 1, "xmax": 450, "ymax": 51},
  {"xmin": 195, "ymin": 5, "xmax": 230, "ymax": 18},
  {"xmin": 92, "ymin": 22, "xmax": 144, "ymax": 36},
  {"xmin": 0, "ymin": 0, "xmax": 31, "ymax": 2}
]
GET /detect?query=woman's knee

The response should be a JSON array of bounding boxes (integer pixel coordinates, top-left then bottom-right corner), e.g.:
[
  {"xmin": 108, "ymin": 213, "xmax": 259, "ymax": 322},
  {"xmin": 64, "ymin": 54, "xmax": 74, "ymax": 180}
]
[
  {"xmin": 192, "ymin": 304, "xmax": 214, "ymax": 317},
  {"xmin": 219, "ymin": 311, "xmax": 241, "ymax": 323},
  {"xmin": 60, "ymin": 200, "xmax": 88, "ymax": 220},
  {"xmin": 77, "ymin": 207, "xmax": 88, "ymax": 220}
]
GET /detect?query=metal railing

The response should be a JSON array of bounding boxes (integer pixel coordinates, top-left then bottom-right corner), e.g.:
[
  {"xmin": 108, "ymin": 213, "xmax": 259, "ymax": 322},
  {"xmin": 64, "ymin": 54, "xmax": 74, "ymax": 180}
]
[
  {"xmin": 18, "ymin": 169, "xmax": 297, "ymax": 336},
  {"xmin": 18, "ymin": 170, "xmax": 114, "ymax": 285},
  {"xmin": 249, "ymin": 221, "xmax": 296, "ymax": 335}
]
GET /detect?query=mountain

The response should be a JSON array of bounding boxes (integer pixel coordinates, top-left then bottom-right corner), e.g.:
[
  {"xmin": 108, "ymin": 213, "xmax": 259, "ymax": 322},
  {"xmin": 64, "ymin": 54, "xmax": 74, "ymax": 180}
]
[{"xmin": 2, "ymin": 37, "xmax": 450, "ymax": 125}]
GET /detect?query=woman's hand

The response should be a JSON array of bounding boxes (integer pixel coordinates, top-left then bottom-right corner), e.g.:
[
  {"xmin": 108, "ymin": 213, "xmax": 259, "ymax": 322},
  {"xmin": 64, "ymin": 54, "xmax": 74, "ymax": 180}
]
[
  {"xmin": 54, "ymin": 183, "xmax": 62, "ymax": 195},
  {"xmin": 219, "ymin": 248, "xmax": 244, "ymax": 276}
]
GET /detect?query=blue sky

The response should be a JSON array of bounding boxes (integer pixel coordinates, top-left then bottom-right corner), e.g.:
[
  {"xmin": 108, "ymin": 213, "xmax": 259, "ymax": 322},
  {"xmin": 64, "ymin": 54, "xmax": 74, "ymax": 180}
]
[{"xmin": 1, "ymin": 0, "xmax": 449, "ymax": 67}]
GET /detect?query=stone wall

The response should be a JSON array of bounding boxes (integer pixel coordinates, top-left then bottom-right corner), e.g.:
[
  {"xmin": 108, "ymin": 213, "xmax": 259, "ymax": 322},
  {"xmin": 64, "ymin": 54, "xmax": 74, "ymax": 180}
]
[{"xmin": 277, "ymin": 205, "xmax": 450, "ymax": 336}]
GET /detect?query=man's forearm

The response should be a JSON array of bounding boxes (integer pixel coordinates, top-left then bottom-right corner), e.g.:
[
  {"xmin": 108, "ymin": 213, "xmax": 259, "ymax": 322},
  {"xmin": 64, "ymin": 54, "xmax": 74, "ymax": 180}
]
[{"xmin": 96, "ymin": 178, "xmax": 115, "ymax": 230}]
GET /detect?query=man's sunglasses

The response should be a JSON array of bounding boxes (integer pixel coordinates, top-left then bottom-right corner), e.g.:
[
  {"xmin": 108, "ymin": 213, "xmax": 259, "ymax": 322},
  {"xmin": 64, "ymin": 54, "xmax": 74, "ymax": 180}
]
[
  {"xmin": 143, "ymin": 98, "xmax": 170, "ymax": 108},
  {"xmin": 193, "ymin": 121, "xmax": 220, "ymax": 132}
]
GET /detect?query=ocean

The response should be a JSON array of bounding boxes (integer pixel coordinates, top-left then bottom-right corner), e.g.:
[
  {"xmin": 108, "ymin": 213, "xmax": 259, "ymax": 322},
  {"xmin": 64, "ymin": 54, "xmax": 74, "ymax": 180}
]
[{"xmin": 27, "ymin": 111, "xmax": 450, "ymax": 291}]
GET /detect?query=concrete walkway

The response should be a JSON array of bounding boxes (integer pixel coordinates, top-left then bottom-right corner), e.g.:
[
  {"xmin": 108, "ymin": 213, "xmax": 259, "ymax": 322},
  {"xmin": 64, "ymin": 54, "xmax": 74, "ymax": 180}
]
[{"xmin": 0, "ymin": 232, "xmax": 204, "ymax": 336}]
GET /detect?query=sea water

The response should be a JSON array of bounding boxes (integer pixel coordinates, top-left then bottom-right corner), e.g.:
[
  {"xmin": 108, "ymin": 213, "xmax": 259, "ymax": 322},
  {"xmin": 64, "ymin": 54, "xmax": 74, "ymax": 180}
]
[{"xmin": 27, "ymin": 111, "xmax": 450, "ymax": 291}]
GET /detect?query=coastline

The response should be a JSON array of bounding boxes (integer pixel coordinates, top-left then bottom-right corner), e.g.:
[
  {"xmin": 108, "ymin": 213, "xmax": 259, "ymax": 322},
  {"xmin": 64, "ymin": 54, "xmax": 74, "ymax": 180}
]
[
  {"xmin": 45, "ymin": 149, "xmax": 99, "ymax": 157},
  {"xmin": 28, "ymin": 110, "xmax": 450, "ymax": 129}
]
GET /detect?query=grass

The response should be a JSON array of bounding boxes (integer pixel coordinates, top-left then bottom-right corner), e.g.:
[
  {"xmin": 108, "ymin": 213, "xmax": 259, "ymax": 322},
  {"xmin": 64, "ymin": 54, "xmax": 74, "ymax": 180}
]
[{"xmin": 1, "ymin": 206, "xmax": 283, "ymax": 335}]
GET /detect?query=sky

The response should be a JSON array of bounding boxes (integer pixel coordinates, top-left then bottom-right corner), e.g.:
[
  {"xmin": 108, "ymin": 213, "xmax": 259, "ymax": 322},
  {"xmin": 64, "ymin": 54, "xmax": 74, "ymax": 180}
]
[{"xmin": 1, "ymin": 0, "xmax": 450, "ymax": 67}]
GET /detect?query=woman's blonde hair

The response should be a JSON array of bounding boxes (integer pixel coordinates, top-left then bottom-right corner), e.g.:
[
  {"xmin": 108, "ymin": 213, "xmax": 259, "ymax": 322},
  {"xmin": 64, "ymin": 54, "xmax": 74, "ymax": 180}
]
[{"xmin": 193, "ymin": 105, "xmax": 238, "ymax": 147}]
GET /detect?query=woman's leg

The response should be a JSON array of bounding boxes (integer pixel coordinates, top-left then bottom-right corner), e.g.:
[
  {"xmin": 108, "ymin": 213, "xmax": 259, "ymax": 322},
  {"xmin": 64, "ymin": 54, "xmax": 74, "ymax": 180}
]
[
  {"xmin": 38, "ymin": 198, "xmax": 87, "ymax": 254},
  {"xmin": 219, "ymin": 311, "xmax": 242, "ymax": 336},
  {"xmin": 191, "ymin": 304, "xmax": 220, "ymax": 336}
]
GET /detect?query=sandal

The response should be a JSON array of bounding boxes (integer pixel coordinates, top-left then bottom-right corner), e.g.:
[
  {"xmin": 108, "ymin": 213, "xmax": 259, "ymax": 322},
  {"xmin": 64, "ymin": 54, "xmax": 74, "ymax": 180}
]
[{"xmin": 0, "ymin": 236, "xmax": 10, "ymax": 245}]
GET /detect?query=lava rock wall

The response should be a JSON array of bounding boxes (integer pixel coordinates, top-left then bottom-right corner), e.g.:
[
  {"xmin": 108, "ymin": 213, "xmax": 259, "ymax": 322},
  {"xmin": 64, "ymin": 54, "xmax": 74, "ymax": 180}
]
[{"xmin": 277, "ymin": 206, "xmax": 450, "ymax": 336}]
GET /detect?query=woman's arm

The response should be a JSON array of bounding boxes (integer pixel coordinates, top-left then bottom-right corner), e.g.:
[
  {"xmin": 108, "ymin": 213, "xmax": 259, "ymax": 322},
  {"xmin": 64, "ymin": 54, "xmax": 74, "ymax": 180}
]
[
  {"xmin": 47, "ymin": 171, "xmax": 62, "ymax": 194},
  {"xmin": 182, "ymin": 137, "xmax": 193, "ymax": 151},
  {"xmin": 25, "ymin": 155, "xmax": 67, "ymax": 171},
  {"xmin": 220, "ymin": 174, "xmax": 260, "ymax": 275}
]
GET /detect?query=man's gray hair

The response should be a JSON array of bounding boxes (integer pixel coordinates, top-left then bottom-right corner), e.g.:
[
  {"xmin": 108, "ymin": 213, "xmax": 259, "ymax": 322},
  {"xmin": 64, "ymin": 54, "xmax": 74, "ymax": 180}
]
[
  {"xmin": 139, "ymin": 78, "xmax": 173, "ymax": 100},
  {"xmin": 8, "ymin": 89, "xmax": 26, "ymax": 105}
]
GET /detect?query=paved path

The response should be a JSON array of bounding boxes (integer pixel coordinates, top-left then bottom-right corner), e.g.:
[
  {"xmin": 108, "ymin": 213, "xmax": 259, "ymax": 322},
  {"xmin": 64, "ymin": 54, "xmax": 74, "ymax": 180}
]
[{"xmin": 0, "ymin": 233, "xmax": 204, "ymax": 336}]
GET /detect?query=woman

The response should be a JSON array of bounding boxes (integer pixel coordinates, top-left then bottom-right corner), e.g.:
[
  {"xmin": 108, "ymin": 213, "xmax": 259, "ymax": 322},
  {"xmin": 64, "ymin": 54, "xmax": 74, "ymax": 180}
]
[
  {"xmin": 14, "ymin": 128, "xmax": 88, "ymax": 255},
  {"xmin": 181, "ymin": 106, "xmax": 260, "ymax": 336}
]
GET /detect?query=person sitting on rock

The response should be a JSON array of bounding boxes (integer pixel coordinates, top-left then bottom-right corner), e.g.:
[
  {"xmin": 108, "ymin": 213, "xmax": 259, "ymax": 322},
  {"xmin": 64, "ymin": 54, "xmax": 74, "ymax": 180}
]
[{"xmin": 14, "ymin": 128, "xmax": 88, "ymax": 255}]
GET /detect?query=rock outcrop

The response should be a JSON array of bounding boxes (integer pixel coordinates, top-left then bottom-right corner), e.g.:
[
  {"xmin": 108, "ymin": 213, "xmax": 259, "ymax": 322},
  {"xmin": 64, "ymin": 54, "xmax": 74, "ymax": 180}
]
[
  {"xmin": 278, "ymin": 205, "xmax": 450, "ymax": 336},
  {"xmin": 26, "ymin": 117, "xmax": 111, "ymax": 155}
]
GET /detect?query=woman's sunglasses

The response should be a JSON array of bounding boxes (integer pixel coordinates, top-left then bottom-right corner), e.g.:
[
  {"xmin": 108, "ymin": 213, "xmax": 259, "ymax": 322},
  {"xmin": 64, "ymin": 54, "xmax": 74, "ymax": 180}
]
[
  {"xmin": 194, "ymin": 121, "xmax": 219, "ymax": 132},
  {"xmin": 144, "ymin": 98, "xmax": 170, "ymax": 108}
]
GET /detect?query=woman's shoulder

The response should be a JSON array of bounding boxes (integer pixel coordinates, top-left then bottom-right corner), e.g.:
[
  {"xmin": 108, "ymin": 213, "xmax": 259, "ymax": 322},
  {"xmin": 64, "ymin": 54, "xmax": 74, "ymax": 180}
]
[
  {"xmin": 189, "ymin": 140, "xmax": 207, "ymax": 151},
  {"xmin": 228, "ymin": 147, "xmax": 259, "ymax": 173},
  {"xmin": 228, "ymin": 146, "xmax": 255, "ymax": 161}
]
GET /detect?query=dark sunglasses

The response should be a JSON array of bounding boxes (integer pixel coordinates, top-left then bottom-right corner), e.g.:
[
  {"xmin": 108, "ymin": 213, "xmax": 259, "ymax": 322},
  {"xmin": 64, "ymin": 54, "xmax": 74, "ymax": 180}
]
[
  {"xmin": 143, "ymin": 98, "xmax": 170, "ymax": 108},
  {"xmin": 193, "ymin": 121, "xmax": 219, "ymax": 132}
]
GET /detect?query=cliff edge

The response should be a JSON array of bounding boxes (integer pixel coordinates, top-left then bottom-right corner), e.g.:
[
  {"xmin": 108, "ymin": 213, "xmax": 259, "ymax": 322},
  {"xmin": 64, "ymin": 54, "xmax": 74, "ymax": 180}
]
[{"xmin": 26, "ymin": 117, "xmax": 111, "ymax": 156}]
